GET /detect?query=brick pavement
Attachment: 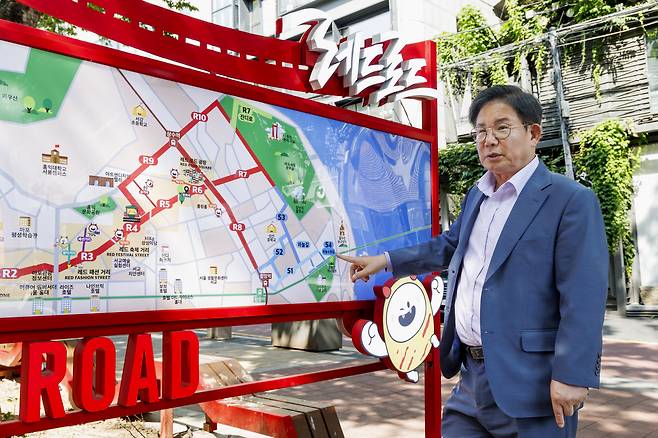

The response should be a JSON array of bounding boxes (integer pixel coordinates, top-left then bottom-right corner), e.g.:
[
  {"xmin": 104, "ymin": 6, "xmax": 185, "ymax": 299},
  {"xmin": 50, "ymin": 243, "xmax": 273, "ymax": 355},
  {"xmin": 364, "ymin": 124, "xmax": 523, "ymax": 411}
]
[{"xmin": 231, "ymin": 324, "xmax": 658, "ymax": 437}]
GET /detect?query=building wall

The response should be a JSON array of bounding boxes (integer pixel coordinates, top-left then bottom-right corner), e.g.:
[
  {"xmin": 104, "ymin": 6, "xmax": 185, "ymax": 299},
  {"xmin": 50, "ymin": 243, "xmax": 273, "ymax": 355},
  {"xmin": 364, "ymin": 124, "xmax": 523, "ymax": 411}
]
[
  {"xmin": 391, "ymin": 0, "xmax": 499, "ymax": 44},
  {"xmin": 633, "ymin": 143, "xmax": 658, "ymax": 291},
  {"xmin": 535, "ymin": 31, "xmax": 653, "ymax": 144}
]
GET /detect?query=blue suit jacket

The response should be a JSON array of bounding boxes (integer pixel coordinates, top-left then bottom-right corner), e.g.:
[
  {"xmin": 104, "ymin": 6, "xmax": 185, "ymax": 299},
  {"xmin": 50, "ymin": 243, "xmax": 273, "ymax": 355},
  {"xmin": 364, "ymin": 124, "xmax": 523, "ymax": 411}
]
[{"xmin": 388, "ymin": 161, "xmax": 608, "ymax": 418}]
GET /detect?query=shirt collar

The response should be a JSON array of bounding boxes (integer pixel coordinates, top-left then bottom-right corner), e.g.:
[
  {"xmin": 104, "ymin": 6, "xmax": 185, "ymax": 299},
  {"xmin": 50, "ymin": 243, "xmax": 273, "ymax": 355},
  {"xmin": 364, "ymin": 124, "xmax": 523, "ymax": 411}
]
[{"xmin": 477, "ymin": 156, "xmax": 539, "ymax": 197}]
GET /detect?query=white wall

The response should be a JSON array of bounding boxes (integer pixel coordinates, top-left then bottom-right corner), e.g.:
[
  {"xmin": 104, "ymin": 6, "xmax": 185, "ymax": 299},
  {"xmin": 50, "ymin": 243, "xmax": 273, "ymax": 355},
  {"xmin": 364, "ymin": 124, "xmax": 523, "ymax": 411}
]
[
  {"xmin": 387, "ymin": 0, "xmax": 500, "ymax": 130},
  {"xmin": 390, "ymin": 0, "xmax": 500, "ymax": 43},
  {"xmin": 633, "ymin": 143, "xmax": 658, "ymax": 287}
]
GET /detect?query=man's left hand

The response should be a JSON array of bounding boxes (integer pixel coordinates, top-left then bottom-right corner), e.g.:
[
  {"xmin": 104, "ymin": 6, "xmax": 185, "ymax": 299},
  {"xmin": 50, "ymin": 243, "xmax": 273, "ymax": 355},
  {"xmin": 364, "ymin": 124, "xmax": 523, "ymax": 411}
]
[{"xmin": 550, "ymin": 379, "xmax": 588, "ymax": 428}]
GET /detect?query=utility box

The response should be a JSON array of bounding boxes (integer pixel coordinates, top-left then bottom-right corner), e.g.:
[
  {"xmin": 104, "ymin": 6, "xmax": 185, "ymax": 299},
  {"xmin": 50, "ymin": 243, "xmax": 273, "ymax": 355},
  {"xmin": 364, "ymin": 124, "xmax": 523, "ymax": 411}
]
[
  {"xmin": 206, "ymin": 327, "xmax": 232, "ymax": 340},
  {"xmin": 272, "ymin": 319, "xmax": 342, "ymax": 351}
]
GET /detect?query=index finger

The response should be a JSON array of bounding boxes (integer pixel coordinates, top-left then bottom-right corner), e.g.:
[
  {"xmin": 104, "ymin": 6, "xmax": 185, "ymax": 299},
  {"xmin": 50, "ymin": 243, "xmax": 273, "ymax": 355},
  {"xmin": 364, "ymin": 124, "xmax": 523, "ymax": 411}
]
[{"xmin": 552, "ymin": 402, "xmax": 565, "ymax": 429}]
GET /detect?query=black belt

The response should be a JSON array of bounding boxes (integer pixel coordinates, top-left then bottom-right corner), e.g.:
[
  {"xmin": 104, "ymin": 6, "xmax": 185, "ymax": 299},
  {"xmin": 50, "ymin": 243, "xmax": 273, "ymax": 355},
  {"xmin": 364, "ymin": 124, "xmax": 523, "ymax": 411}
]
[{"xmin": 465, "ymin": 345, "xmax": 484, "ymax": 360}]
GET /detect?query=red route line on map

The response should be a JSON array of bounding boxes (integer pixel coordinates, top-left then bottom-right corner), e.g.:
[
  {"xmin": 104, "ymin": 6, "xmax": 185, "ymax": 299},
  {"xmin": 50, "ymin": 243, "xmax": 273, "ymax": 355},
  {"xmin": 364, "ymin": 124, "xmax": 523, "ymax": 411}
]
[
  {"xmin": 214, "ymin": 103, "xmax": 275, "ymax": 187},
  {"xmin": 176, "ymin": 101, "xmax": 275, "ymax": 272},
  {"xmin": 133, "ymin": 181, "xmax": 157, "ymax": 208},
  {"xmin": 117, "ymin": 142, "xmax": 172, "ymax": 216},
  {"xmin": 13, "ymin": 99, "xmax": 277, "ymax": 280},
  {"xmin": 53, "ymin": 193, "xmax": 181, "ymax": 273},
  {"xmin": 14, "ymin": 193, "xmax": 180, "ymax": 279},
  {"xmin": 175, "ymin": 100, "xmax": 277, "ymax": 273},
  {"xmin": 176, "ymin": 142, "xmax": 262, "ymax": 271},
  {"xmin": 212, "ymin": 166, "xmax": 261, "ymax": 186}
]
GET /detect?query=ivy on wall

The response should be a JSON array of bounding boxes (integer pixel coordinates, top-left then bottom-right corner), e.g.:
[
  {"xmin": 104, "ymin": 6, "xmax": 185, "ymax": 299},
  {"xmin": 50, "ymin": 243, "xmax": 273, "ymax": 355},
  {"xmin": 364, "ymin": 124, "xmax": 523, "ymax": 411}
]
[
  {"xmin": 435, "ymin": 2, "xmax": 547, "ymax": 95},
  {"xmin": 435, "ymin": 6, "xmax": 497, "ymax": 94},
  {"xmin": 436, "ymin": 0, "xmax": 649, "ymax": 99},
  {"xmin": 574, "ymin": 119, "xmax": 643, "ymax": 277},
  {"xmin": 439, "ymin": 142, "xmax": 566, "ymax": 198},
  {"xmin": 437, "ymin": 1, "xmax": 651, "ymax": 283}
]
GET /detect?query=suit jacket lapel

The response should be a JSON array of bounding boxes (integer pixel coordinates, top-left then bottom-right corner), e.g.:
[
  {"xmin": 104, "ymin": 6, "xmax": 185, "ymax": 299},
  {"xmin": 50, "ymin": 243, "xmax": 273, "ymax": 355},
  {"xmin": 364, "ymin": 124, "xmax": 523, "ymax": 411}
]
[
  {"xmin": 484, "ymin": 162, "xmax": 552, "ymax": 282},
  {"xmin": 458, "ymin": 188, "xmax": 486, "ymax": 246}
]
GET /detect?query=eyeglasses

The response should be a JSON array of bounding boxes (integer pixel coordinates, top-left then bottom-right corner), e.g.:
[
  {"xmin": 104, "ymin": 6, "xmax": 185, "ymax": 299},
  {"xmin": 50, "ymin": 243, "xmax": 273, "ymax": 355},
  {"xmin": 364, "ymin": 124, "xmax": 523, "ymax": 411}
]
[{"xmin": 470, "ymin": 124, "xmax": 528, "ymax": 142}]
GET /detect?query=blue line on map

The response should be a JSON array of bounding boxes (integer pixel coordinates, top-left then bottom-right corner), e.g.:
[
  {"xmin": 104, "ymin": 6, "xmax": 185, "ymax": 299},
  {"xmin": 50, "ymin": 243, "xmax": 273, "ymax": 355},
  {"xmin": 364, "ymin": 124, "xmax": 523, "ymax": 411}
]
[
  {"xmin": 259, "ymin": 252, "xmax": 282, "ymax": 277},
  {"xmin": 275, "ymin": 189, "xmax": 301, "ymax": 264},
  {"xmin": 81, "ymin": 227, "xmax": 88, "ymax": 252}
]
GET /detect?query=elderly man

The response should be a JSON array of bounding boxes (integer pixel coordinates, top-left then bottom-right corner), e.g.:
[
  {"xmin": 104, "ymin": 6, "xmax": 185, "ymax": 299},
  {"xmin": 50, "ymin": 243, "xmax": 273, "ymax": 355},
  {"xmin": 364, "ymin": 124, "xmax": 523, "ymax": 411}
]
[{"xmin": 338, "ymin": 85, "xmax": 608, "ymax": 437}]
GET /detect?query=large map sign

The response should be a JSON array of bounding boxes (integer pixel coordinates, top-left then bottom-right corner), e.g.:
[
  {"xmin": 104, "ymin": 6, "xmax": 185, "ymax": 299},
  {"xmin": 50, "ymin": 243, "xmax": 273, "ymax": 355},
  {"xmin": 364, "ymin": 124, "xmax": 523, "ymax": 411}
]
[{"xmin": 0, "ymin": 40, "xmax": 432, "ymax": 317}]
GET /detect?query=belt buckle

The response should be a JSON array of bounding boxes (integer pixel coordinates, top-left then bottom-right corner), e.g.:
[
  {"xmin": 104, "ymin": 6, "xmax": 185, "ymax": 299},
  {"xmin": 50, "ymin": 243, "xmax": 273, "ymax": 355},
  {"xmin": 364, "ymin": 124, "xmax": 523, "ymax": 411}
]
[{"xmin": 468, "ymin": 346, "xmax": 484, "ymax": 360}]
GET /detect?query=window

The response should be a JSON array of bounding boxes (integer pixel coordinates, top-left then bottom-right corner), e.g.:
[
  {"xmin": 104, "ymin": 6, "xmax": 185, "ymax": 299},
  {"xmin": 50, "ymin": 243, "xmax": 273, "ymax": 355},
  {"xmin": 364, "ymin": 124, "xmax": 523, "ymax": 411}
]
[
  {"xmin": 213, "ymin": 8, "xmax": 234, "ymax": 27},
  {"xmin": 278, "ymin": 0, "xmax": 317, "ymax": 16},
  {"xmin": 213, "ymin": 0, "xmax": 233, "ymax": 9},
  {"xmin": 646, "ymin": 28, "xmax": 658, "ymax": 113},
  {"xmin": 212, "ymin": 0, "xmax": 236, "ymax": 28}
]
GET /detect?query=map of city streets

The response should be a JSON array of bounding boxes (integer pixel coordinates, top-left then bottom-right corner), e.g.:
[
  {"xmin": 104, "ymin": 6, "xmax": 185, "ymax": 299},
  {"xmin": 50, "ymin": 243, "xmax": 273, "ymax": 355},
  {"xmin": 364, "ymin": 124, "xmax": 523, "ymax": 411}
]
[{"xmin": 0, "ymin": 40, "xmax": 432, "ymax": 317}]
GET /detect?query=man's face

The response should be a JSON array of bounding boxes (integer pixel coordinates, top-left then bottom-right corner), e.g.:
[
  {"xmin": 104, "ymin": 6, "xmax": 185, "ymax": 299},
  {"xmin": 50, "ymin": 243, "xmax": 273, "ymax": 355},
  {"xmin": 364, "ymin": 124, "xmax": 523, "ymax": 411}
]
[{"xmin": 474, "ymin": 100, "xmax": 541, "ymax": 182}]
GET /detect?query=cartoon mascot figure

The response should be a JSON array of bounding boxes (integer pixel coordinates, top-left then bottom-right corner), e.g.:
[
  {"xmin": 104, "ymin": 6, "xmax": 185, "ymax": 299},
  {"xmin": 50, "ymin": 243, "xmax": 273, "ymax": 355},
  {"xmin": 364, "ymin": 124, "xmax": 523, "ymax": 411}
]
[{"xmin": 352, "ymin": 275, "xmax": 442, "ymax": 383}]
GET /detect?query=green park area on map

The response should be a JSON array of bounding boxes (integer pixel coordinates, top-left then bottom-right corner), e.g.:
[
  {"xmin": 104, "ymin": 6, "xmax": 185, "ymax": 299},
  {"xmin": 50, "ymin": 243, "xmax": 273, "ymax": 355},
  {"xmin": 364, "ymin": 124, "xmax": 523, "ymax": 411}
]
[
  {"xmin": 74, "ymin": 196, "xmax": 117, "ymax": 220},
  {"xmin": 220, "ymin": 96, "xmax": 328, "ymax": 220},
  {"xmin": 220, "ymin": 96, "xmax": 337, "ymax": 301},
  {"xmin": 307, "ymin": 256, "xmax": 336, "ymax": 301},
  {"xmin": 0, "ymin": 48, "xmax": 80, "ymax": 123}
]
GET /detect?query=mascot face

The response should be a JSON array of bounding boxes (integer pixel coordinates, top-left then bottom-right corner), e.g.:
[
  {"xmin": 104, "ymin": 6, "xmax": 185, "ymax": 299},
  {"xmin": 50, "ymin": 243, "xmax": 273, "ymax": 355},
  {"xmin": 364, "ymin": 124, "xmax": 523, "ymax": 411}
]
[
  {"xmin": 381, "ymin": 277, "xmax": 434, "ymax": 373},
  {"xmin": 349, "ymin": 274, "xmax": 441, "ymax": 383},
  {"xmin": 385, "ymin": 281, "xmax": 427, "ymax": 343}
]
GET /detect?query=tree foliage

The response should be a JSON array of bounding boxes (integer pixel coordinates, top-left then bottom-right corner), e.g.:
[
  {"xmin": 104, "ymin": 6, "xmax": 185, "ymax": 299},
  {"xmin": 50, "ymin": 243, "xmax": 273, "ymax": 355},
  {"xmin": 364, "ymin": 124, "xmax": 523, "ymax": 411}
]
[
  {"xmin": 574, "ymin": 119, "xmax": 643, "ymax": 277},
  {"xmin": 436, "ymin": 0, "xmax": 646, "ymax": 93},
  {"xmin": 23, "ymin": 95, "xmax": 35, "ymax": 112},
  {"xmin": 437, "ymin": 0, "xmax": 649, "ymax": 281}
]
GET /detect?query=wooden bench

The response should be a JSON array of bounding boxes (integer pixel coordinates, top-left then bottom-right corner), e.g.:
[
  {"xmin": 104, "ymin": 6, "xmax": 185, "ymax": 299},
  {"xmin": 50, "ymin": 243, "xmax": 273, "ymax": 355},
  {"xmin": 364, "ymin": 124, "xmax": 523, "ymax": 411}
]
[
  {"xmin": 0, "ymin": 343, "xmax": 22, "ymax": 378},
  {"xmin": 197, "ymin": 358, "xmax": 344, "ymax": 438}
]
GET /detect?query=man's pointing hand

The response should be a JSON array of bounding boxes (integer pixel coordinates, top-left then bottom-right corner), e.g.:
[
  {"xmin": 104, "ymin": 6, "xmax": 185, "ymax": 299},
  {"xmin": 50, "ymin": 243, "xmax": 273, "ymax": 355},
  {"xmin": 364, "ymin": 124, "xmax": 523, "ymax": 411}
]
[{"xmin": 336, "ymin": 254, "xmax": 387, "ymax": 283}]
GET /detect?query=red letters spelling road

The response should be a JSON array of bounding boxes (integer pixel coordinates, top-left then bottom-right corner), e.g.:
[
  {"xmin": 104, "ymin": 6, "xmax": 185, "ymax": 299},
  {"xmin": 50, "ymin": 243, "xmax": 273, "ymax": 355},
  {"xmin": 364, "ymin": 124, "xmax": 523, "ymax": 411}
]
[
  {"xmin": 14, "ymin": 100, "xmax": 274, "ymax": 280},
  {"xmin": 19, "ymin": 331, "xmax": 200, "ymax": 422}
]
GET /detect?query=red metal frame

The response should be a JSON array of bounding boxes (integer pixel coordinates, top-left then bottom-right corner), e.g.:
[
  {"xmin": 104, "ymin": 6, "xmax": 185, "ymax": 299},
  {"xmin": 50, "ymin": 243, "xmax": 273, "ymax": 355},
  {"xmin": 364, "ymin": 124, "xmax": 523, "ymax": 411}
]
[
  {"xmin": 15, "ymin": 0, "xmax": 435, "ymax": 99},
  {"xmin": 0, "ymin": 12, "xmax": 441, "ymax": 437},
  {"xmin": 0, "ymin": 21, "xmax": 431, "ymax": 144},
  {"xmin": 3, "ymin": 360, "xmax": 387, "ymax": 436},
  {"xmin": 0, "ymin": 301, "xmax": 375, "ymax": 344},
  {"xmin": 422, "ymin": 40, "xmax": 443, "ymax": 437}
]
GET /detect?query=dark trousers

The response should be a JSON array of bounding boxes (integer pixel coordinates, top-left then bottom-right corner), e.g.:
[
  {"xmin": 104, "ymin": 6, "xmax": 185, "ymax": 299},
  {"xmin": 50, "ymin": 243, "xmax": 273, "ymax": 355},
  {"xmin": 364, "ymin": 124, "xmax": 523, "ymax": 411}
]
[{"xmin": 442, "ymin": 354, "xmax": 579, "ymax": 438}]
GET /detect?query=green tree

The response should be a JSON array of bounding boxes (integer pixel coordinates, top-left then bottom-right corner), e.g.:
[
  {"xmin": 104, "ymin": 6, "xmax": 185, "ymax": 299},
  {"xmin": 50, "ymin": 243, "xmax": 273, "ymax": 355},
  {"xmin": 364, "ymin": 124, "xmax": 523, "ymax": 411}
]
[
  {"xmin": 436, "ymin": 0, "xmax": 644, "ymax": 92},
  {"xmin": 436, "ymin": 6, "xmax": 498, "ymax": 92},
  {"xmin": 42, "ymin": 98, "xmax": 53, "ymax": 113},
  {"xmin": 0, "ymin": 1, "xmax": 40, "ymax": 28},
  {"xmin": 23, "ymin": 95, "xmax": 35, "ymax": 113},
  {"xmin": 573, "ymin": 119, "xmax": 643, "ymax": 276}
]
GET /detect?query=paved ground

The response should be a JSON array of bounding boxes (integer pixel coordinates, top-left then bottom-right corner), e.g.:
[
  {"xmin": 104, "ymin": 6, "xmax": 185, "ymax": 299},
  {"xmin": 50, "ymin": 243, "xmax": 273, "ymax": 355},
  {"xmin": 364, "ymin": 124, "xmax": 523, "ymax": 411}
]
[
  {"xmin": 8, "ymin": 310, "xmax": 658, "ymax": 437},
  {"xmin": 219, "ymin": 311, "xmax": 658, "ymax": 437}
]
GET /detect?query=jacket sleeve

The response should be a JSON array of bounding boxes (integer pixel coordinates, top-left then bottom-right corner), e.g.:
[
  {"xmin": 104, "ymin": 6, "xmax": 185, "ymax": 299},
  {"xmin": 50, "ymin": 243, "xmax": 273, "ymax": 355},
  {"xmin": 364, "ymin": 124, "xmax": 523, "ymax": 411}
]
[
  {"xmin": 387, "ymin": 188, "xmax": 469, "ymax": 278},
  {"xmin": 551, "ymin": 187, "xmax": 608, "ymax": 388}
]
